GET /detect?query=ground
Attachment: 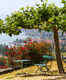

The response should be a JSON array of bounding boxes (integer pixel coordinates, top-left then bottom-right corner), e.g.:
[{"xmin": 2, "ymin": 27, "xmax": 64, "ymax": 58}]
[{"xmin": 0, "ymin": 61, "xmax": 66, "ymax": 80}]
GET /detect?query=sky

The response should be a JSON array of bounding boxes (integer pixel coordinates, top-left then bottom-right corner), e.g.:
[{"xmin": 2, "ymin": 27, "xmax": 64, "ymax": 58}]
[
  {"xmin": 0, "ymin": 0, "xmax": 63, "ymax": 19},
  {"xmin": 0, "ymin": 0, "xmax": 64, "ymax": 45}
]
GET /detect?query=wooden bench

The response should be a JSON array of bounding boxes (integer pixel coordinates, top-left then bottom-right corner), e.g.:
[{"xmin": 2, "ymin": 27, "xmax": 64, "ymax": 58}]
[
  {"xmin": 13, "ymin": 59, "xmax": 32, "ymax": 68},
  {"xmin": 34, "ymin": 55, "xmax": 55, "ymax": 72}
]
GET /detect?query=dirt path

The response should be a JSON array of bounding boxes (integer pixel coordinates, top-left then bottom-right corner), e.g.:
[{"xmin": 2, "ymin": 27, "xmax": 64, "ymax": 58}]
[
  {"xmin": 0, "ymin": 61, "xmax": 66, "ymax": 80},
  {"xmin": 0, "ymin": 74, "xmax": 66, "ymax": 80}
]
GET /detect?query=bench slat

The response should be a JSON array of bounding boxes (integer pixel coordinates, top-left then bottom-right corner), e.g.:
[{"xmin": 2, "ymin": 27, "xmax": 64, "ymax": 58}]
[{"xmin": 34, "ymin": 64, "xmax": 46, "ymax": 66}]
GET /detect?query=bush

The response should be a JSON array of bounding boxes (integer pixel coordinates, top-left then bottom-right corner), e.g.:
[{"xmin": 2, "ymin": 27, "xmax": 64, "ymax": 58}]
[
  {"xmin": 0, "ymin": 56, "xmax": 8, "ymax": 68},
  {"xmin": 4, "ymin": 40, "xmax": 52, "ymax": 65}
]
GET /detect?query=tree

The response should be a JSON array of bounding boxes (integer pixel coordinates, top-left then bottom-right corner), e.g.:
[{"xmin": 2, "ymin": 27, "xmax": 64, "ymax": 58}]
[
  {"xmin": 22, "ymin": 0, "xmax": 65, "ymax": 73},
  {"xmin": 46, "ymin": 4, "xmax": 65, "ymax": 73},
  {"xmin": 35, "ymin": 1, "xmax": 65, "ymax": 73},
  {"xmin": 21, "ymin": 0, "xmax": 65, "ymax": 73},
  {"xmin": 3, "ymin": 0, "xmax": 65, "ymax": 73}
]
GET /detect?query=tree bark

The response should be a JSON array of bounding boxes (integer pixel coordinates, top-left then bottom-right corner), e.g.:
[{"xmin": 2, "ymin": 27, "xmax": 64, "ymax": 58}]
[
  {"xmin": 53, "ymin": 27, "xmax": 64, "ymax": 73},
  {"xmin": 8, "ymin": 53, "xmax": 12, "ymax": 66}
]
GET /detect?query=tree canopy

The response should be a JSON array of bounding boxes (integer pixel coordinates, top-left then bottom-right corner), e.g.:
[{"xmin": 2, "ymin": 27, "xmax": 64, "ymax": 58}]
[
  {"xmin": 1, "ymin": 0, "xmax": 64, "ymax": 36},
  {"xmin": 61, "ymin": 0, "xmax": 66, "ymax": 32}
]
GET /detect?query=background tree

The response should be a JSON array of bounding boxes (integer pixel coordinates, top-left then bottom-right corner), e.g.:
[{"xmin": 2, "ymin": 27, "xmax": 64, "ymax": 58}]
[{"xmin": 0, "ymin": 19, "xmax": 4, "ymax": 33}]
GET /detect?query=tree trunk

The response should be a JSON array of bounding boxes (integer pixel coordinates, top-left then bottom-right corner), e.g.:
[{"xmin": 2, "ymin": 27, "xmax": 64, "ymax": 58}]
[
  {"xmin": 53, "ymin": 27, "xmax": 64, "ymax": 73},
  {"xmin": 8, "ymin": 53, "xmax": 12, "ymax": 66}
]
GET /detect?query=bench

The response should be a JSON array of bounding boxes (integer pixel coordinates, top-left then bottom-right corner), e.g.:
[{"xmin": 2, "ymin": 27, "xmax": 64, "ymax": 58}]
[
  {"xmin": 34, "ymin": 63, "xmax": 49, "ymax": 72},
  {"xmin": 34, "ymin": 55, "xmax": 55, "ymax": 72},
  {"xmin": 13, "ymin": 59, "xmax": 32, "ymax": 68}
]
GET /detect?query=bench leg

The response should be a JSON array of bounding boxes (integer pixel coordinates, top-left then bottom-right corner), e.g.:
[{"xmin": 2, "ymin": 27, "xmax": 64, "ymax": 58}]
[
  {"xmin": 46, "ymin": 66, "xmax": 49, "ymax": 72},
  {"xmin": 40, "ymin": 65, "xmax": 49, "ymax": 72},
  {"xmin": 34, "ymin": 65, "xmax": 50, "ymax": 73}
]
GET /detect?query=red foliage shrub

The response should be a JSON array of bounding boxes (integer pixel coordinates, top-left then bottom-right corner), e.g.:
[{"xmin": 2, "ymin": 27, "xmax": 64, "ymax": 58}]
[
  {"xmin": 24, "ymin": 41, "xmax": 27, "ymax": 43},
  {"xmin": 5, "ymin": 40, "xmax": 52, "ymax": 65},
  {"xmin": 20, "ymin": 46, "xmax": 27, "ymax": 50},
  {"xmin": 17, "ymin": 51, "xmax": 22, "ymax": 55},
  {"xmin": 0, "ymin": 65, "xmax": 8, "ymax": 69},
  {"xmin": 5, "ymin": 52, "xmax": 9, "ymax": 55}
]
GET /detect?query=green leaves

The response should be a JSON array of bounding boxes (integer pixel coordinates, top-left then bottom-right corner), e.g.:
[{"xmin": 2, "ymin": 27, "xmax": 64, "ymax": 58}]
[
  {"xmin": 5, "ymin": 1, "xmax": 66, "ymax": 35},
  {"xmin": 0, "ymin": 0, "xmax": 65, "ymax": 36},
  {"xmin": 62, "ymin": 0, "xmax": 66, "ymax": 3},
  {"xmin": 0, "ymin": 19, "xmax": 4, "ymax": 33},
  {"xmin": 61, "ymin": 0, "xmax": 66, "ymax": 32}
]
